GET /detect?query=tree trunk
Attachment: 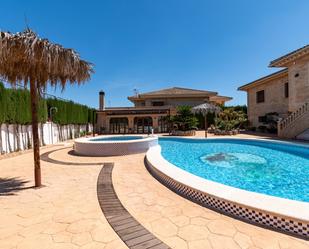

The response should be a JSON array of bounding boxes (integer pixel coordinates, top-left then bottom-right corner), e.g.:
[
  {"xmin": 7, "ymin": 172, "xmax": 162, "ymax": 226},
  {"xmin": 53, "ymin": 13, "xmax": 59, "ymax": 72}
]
[
  {"xmin": 6, "ymin": 124, "xmax": 12, "ymax": 153},
  {"xmin": 26, "ymin": 125, "xmax": 31, "ymax": 149},
  {"xmin": 21, "ymin": 125, "xmax": 26, "ymax": 150},
  {"xmin": 0, "ymin": 123, "xmax": 2, "ymax": 154},
  {"xmin": 15, "ymin": 124, "xmax": 21, "ymax": 151},
  {"xmin": 40, "ymin": 123, "xmax": 45, "ymax": 146},
  {"xmin": 30, "ymin": 80, "xmax": 41, "ymax": 187}
]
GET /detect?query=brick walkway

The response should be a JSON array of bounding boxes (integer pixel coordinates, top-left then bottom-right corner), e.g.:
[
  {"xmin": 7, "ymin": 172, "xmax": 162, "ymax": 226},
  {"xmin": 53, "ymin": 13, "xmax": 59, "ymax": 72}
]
[{"xmin": 97, "ymin": 163, "xmax": 169, "ymax": 249}]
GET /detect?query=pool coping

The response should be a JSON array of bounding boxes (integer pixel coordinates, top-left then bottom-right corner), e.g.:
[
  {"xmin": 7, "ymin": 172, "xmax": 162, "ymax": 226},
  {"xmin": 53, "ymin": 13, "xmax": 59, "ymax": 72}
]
[
  {"xmin": 146, "ymin": 139, "xmax": 309, "ymax": 239},
  {"xmin": 75, "ymin": 135, "xmax": 158, "ymax": 144},
  {"xmin": 74, "ymin": 135, "xmax": 158, "ymax": 156}
]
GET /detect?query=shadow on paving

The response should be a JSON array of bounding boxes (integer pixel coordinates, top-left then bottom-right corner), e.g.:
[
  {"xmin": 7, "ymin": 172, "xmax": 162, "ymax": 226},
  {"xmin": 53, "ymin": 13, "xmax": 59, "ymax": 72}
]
[
  {"xmin": 40, "ymin": 148, "xmax": 103, "ymax": 166},
  {"xmin": 0, "ymin": 177, "xmax": 32, "ymax": 196}
]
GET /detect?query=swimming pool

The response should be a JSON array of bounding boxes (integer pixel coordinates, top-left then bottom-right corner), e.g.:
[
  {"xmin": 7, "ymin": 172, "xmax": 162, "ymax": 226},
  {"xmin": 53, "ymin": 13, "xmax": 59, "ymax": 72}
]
[
  {"xmin": 89, "ymin": 136, "xmax": 144, "ymax": 141},
  {"xmin": 159, "ymin": 137, "xmax": 309, "ymax": 202}
]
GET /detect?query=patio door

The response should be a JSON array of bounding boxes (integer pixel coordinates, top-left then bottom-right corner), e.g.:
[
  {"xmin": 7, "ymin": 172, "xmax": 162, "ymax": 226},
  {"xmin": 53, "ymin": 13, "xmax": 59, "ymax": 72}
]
[
  {"xmin": 134, "ymin": 117, "xmax": 153, "ymax": 134},
  {"xmin": 109, "ymin": 118, "xmax": 129, "ymax": 134}
]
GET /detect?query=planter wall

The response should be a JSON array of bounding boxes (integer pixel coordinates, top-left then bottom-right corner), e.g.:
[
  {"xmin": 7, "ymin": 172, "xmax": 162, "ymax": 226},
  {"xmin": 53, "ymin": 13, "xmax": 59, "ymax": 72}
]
[
  {"xmin": 171, "ymin": 130, "xmax": 196, "ymax": 136},
  {"xmin": 214, "ymin": 130, "xmax": 239, "ymax": 136}
]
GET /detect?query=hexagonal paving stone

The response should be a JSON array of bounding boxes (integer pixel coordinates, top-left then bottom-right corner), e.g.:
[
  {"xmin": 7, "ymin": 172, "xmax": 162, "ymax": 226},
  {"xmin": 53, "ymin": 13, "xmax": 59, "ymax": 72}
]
[
  {"xmin": 234, "ymin": 232, "xmax": 253, "ymax": 249},
  {"xmin": 16, "ymin": 234, "xmax": 54, "ymax": 249},
  {"xmin": 208, "ymin": 234, "xmax": 241, "ymax": 249},
  {"xmin": 151, "ymin": 218, "xmax": 178, "ymax": 237},
  {"xmin": 71, "ymin": 232, "xmax": 93, "ymax": 246},
  {"xmin": 169, "ymin": 215, "xmax": 190, "ymax": 227},
  {"xmin": 178, "ymin": 225, "xmax": 209, "ymax": 241},
  {"xmin": 90, "ymin": 225, "xmax": 118, "ymax": 243},
  {"xmin": 66, "ymin": 219, "xmax": 97, "ymax": 234},
  {"xmin": 190, "ymin": 217, "xmax": 210, "ymax": 226},
  {"xmin": 164, "ymin": 236, "xmax": 188, "ymax": 249},
  {"xmin": 207, "ymin": 220, "xmax": 236, "ymax": 237},
  {"xmin": 52, "ymin": 231, "xmax": 72, "ymax": 243},
  {"xmin": 188, "ymin": 239, "xmax": 212, "ymax": 249}
]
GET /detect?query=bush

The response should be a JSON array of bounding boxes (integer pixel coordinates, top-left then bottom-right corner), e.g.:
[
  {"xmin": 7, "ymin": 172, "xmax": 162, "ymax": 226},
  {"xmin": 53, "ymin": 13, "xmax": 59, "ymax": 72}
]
[
  {"xmin": 47, "ymin": 98, "xmax": 96, "ymax": 125},
  {"xmin": 215, "ymin": 109, "xmax": 247, "ymax": 131},
  {"xmin": 170, "ymin": 106, "xmax": 198, "ymax": 131},
  {"xmin": 258, "ymin": 125, "xmax": 267, "ymax": 132},
  {"xmin": 0, "ymin": 82, "xmax": 47, "ymax": 124},
  {"xmin": 0, "ymin": 82, "xmax": 96, "ymax": 125},
  {"xmin": 248, "ymin": 126, "xmax": 256, "ymax": 132}
]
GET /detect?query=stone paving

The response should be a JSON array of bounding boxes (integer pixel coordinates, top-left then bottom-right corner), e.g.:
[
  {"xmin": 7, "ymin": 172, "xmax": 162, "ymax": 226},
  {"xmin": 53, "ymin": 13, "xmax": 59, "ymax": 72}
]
[{"xmin": 0, "ymin": 136, "xmax": 308, "ymax": 249}]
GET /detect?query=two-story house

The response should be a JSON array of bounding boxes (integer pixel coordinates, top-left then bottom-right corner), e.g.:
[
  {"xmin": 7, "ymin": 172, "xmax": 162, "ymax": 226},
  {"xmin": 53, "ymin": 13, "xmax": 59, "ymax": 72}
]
[
  {"xmin": 96, "ymin": 87, "xmax": 231, "ymax": 134},
  {"xmin": 238, "ymin": 45, "xmax": 309, "ymax": 140}
]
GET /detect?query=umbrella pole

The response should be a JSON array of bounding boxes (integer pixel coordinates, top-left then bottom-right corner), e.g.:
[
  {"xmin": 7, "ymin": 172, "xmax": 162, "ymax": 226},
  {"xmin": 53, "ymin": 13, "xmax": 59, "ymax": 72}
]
[
  {"xmin": 205, "ymin": 115, "xmax": 207, "ymax": 138},
  {"xmin": 30, "ymin": 79, "xmax": 42, "ymax": 187}
]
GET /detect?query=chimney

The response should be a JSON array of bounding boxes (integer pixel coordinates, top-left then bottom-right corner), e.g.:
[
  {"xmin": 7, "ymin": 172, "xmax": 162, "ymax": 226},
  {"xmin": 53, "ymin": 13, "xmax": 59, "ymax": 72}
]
[{"xmin": 99, "ymin": 91, "xmax": 105, "ymax": 110}]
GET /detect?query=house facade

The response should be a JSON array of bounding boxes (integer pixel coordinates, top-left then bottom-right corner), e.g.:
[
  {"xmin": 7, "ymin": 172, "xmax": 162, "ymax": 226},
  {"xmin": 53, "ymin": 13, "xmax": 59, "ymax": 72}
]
[
  {"xmin": 238, "ymin": 45, "xmax": 309, "ymax": 139},
  {"xmin": 96, "ymin": 87, "xmax": 231, "ymax": 134}
]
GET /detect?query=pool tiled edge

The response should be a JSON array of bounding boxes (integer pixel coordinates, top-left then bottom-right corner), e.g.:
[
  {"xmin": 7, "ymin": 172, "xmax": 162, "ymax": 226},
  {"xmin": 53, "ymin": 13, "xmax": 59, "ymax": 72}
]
[
  {"xmin": 97, "ymin": 163, "xmax": 170, "ymax": 249},
  {"xmin": 145, "ymin": 146, "xmax": 309, "ymax": 240}
]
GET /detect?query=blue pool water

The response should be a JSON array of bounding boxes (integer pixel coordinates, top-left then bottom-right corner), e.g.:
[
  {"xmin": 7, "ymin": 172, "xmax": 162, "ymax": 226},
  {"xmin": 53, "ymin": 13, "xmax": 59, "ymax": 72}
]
[
  {"xmin": 90, "ymin": 136, "xmax": 144, "ymax": 141},
  {"xmin": 159, "ymin": 138, "xmax": 309, "ymax": 202}
]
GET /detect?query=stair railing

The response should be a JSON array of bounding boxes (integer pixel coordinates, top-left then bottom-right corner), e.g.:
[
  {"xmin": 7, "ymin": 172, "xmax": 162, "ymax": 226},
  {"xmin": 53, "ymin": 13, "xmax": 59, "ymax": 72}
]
[{"xmin": 278, "ymin": 102, "xmax": 308, "ymax": 132}]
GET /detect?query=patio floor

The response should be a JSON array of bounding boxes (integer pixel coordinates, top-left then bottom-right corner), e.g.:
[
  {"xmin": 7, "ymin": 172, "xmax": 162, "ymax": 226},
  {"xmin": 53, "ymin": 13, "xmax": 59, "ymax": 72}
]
[{"xmin": 0, "ymin": 134, "xmax": 308, "ymax": 249}]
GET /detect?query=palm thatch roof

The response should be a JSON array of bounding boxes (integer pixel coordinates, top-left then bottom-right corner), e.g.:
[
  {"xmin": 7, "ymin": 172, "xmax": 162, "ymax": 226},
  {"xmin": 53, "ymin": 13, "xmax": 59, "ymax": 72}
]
[
  {"xmin": 191, "ymin": 103, "xmax": 221, "ymax": 115},
  {"xmin": 0, "ymin": 29, "xmax": 94, "ymax": 88}
]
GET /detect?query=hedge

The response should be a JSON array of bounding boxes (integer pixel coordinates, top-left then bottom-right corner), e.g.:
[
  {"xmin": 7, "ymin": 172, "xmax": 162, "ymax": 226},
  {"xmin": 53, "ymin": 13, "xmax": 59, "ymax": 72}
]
[
  {"xmin": 46, "ymin": 98, "xmax": 96, "ymax": 125},
  {"xmin": 0, "ymin": 82, "xmax": 96, "ymax": 125}
]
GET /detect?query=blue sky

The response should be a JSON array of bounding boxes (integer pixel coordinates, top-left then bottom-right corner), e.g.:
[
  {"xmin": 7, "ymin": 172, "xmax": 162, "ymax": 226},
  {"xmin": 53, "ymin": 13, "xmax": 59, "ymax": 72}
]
[{"xmin": 1, "ymin": 0, "xmax": 309, "ymax": 108}]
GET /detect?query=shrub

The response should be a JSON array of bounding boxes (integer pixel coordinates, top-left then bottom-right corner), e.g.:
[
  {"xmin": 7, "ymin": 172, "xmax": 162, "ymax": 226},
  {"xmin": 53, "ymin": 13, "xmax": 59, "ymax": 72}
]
[
  {"xmin": 215, "ymin": 109, "xmax": 247, "ymax": 131},
  {"xmin": 170, "ymin": 106, "xmax": 198, "ymax": 131}
]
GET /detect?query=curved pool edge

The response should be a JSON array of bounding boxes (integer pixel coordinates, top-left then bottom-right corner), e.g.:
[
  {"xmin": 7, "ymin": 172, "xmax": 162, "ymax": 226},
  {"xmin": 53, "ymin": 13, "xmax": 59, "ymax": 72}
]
[
  {"xmin": 74, "ymin": 135, "xmax": 158, "ymax": 156},
  {"xmin": 145, "ymin": 144, "xmax": 309, "ymax": 239}
]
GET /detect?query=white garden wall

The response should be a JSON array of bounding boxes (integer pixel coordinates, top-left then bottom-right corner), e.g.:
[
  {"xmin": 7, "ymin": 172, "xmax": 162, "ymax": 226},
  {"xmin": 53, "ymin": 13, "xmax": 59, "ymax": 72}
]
[{"xmin": 0, "ymin": 122, "xmax": 93, "ymax": 154}]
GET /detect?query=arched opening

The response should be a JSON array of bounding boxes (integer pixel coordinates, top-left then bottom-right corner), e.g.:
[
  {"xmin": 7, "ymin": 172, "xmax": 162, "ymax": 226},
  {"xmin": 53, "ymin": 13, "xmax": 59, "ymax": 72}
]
[
  {"xmin": 109, "ymin": 118, "xmax": 129, "ymax": 134},
  {"xmin": 134, "ymin": 117, "xmax": 153, "ymax": 134}
]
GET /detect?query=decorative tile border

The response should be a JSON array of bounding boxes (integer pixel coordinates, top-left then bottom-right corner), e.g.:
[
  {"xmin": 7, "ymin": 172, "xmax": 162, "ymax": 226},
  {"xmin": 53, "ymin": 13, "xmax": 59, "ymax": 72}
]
[
  {"xmin": 97, "ymin": 163, "xmax": 170, "ymax": 249},
  {"xmin": 145, "ymin": 156, "xmax": 309, "ymax": 240}
]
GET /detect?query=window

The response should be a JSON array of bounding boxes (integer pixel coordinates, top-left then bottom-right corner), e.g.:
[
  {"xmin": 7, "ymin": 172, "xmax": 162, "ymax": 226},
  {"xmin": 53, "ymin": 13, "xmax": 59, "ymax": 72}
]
[
  {"xmin": 256, "ymin": 90, "xmax": 265, "ymax": 103},
  {"xmin": 258, "ymin": 116, "xmax": 267, "ymax": 123},
  {"xmin": 152, "ymin": 101, "xmax": 164, "ymax": 106},
  {"xmin": 284, "ymin": 82, "xmax": 289, "ymax": 98}
]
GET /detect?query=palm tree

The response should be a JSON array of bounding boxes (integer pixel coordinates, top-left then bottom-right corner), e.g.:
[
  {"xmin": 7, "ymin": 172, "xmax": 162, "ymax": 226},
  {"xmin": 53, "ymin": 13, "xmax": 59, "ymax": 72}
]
[{"xmin": 0, "ymin": 29, "xmax": 94, "ymax": 187}]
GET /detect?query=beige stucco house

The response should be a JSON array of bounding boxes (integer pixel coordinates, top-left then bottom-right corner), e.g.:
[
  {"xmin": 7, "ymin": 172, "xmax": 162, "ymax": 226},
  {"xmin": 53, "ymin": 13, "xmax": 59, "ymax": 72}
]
[
  {"xmin": 96, "ymin": 87, "xmax": 231, "ymax": 134},
  {"xmin": 238, "ymin": 45, "xmax": 309, "ymax": 140}
]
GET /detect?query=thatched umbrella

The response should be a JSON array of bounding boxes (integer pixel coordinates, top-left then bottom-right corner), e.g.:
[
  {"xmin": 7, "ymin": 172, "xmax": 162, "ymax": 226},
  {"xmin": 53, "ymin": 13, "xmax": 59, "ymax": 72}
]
[
  {"xmin": 192, "ymin": 103, "xmax": 221, "ymax": 138},
  {"xmin": 0, "ymin": 29, "xmax": 94, "ymax": 187}
]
